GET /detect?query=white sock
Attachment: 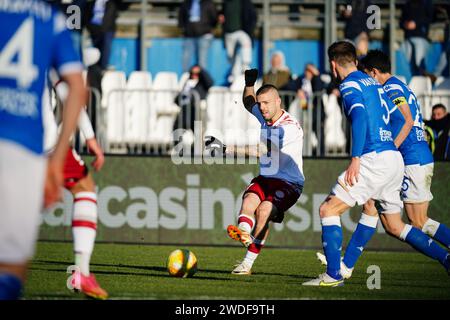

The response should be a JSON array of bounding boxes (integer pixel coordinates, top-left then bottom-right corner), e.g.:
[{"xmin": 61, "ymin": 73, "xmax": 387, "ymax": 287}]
[
  {"xmin": 72, "ymin": 192, "xmax": 98, "ymax": 276},
  {"xmin": 243, "ymin": 251, "xmax": 259, "ymax": 268},
  {"xmin": 238, "ymin": 214, "xmax": 255, "ymax": 234},
  {"xmin": 422, "ymin": 218, "xmax": 440, "ymax": 237}
]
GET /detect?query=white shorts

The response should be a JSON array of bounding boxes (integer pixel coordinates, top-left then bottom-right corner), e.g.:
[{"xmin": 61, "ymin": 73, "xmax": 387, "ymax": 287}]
[
  {"xmin": 401, "ymin": 163, "xmax": 434, "ymax": 203},
  {"xmin": 0, "ymin": 140, "xmax": 46, "ymax": 263},
  {"xmin": 331, "ymin": 150, "xmax": 404, "ymax": 214}
]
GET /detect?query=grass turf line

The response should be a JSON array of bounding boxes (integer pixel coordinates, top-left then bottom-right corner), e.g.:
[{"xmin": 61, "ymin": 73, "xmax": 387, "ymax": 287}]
[{"xmin": 24, "ymin": 241, "xmax": 450, "ymax": 300}]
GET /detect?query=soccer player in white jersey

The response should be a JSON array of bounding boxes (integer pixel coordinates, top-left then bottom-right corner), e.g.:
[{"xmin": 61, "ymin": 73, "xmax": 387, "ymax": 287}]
[
  {"xmin": 316, "ymin": 50, "xmax": 450, "ymax": 279},
  {"xmin": 0, "ymin": 0, "xmax": 85, "ymax": 299},
  {"xmin": 43, "ymin": 52, "xmax": 107, "ymax": 299},
  {"xmin": 226, "ymin": 69, "xmax": 305, "ymax": 275},
  {"xmin": 303, "ymin": 41, "xmax": 449, "ymax": 287}
]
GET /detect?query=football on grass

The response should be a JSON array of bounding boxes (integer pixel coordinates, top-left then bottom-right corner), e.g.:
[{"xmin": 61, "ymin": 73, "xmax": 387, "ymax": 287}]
[{"xmin": 167, "ymin": 249, "xmax": 198, "ymax": 277}]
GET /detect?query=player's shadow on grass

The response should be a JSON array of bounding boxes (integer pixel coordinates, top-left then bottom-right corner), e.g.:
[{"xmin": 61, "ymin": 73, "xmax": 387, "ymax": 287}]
[{"xmin": 32, "ymin": 259, "xmax": 230, "ymax": 281}]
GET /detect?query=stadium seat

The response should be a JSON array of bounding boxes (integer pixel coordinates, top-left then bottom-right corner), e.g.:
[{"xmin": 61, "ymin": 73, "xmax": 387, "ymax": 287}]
[
  {"xmin": 178, "ymin": 72, "xmax": 190, "ymax": 91},
  {"xmin": 101, "ymin": 71, "xmax": 127, "ymax": 148},
  {"xmin": 150, "ymin": 71, "xmax": 180, "ymax": 145},
  {"xmin": 430, "ymin": 78, "xmax": 450, "ymax": 114},
  {"xmin": 320, "ymin": 74, "xmax": 332, "ymax": 85},
  {"xmin": 434, "ymin": 76, "xmax": 444, "ymax": 88},
  {"xmin": 409, "ymin": 76, "xmax": 432, "ymax": 120},
  {"xmin": 124, "ymin": 71, "xmax": 153, "ymax": 145},
  {"xmin": 205, "ymin": 86, "xmax": 229, "ymax": 138},
  {"xmin": 224, "ymin": 89, "xmax": 260, "ymax": 147},
  {"xmin": 394, "ymin": 75, "xmax": 407, "ymax": 85},
  {"xmin": 230, "ymin": 74, "xmax": 245, "ymax": 91},
  {"xmin": 323, "ymin": 93, "xmax": 346, "ymax": 154},
  {"xmin": 435, "ymin": 77, "xmax": 450, "ymax": 90}
]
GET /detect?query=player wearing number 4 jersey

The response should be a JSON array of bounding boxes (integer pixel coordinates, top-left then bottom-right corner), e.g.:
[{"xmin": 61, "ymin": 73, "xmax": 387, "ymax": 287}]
[
  {"xmin": 226, "ymin": 69, "xmax": 305, "ymax": 275},
  {"xmin": 0, "ymin": 0, "xmax": 85, "ymax": 299},
  {"xmin": 303, "ymin": 41, "xmax": 450, "ymax": 287},
  {"xmin": 316, "ymin": 50, "xmax": 450, "ymax": 280}
]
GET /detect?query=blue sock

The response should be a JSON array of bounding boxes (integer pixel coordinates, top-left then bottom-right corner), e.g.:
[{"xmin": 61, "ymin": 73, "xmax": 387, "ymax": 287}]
[
  {"xmin": 322, "ymin": 217, "xmax": 343, "ymax": 280},
  {"xmin": 343, "ymin": 221, "xmax": 377, "ymax": 269},
  {"xmin": 403, "ymin": 226, "xmax": 450, "ymax": 269},
  {"xmin": 0, "ymin": 274, "xmax": 22, "ymax": 300},
  {"xmin": 432, "ymin": 224, "xmax": 450, "ymax": 249}
]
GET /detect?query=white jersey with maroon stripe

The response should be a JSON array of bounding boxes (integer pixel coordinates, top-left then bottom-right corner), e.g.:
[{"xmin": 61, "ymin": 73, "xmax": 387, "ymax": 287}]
[
  {"xmin": 42, "ymin": 73, "xmax": 95, "ymax": 153},
  {"xmin": 251, "ymin": 104, "xmax": 305, "ymax": 187}
]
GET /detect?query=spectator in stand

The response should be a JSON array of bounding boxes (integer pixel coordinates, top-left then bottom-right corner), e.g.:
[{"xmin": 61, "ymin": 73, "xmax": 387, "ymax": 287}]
[
  {"xmin": 341, "ymin": 0, "xmax": 372, "ymax": 58},
  {"xmin": 263, "ymin": 51, "xmax": 293, "ymax": 90},
  {"xmin": 218, "ymin": 0, "xmax": 257, "ymax": 84},
  {"xmin": 433, "ymin": 4, "xmax": 450, "ymax": 78},
  {"xmin": 178, "ymin": 0, "xmax": 218, "ymax": 72},
  {"xmin": 425, "ymin": 104, "xmax": 450, "ymax": 160},
  {"xmin": 400, "ymin": 0, "xmax": 434, "ymax": 76},
  {"xmin": 86, "ymin": 0, "xmax": 130, "ymax": 71},
  {"xmin": 288, "ymin": 63, "xmax": 325, "ymax": 109},
  {"xmin": 288, "ymin": 63, "xmax": 326, "ymax": 155},
  {"xmin": 175, "ymin": 65, "xmax": 214, "ymax": 132}
]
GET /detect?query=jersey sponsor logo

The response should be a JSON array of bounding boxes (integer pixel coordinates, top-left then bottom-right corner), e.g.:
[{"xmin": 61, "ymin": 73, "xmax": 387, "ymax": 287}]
[
  {"xmin": 0, "ymin": 87, "xmax": 38, "ymax": 117},
  {"xmin": 415, "ymin": 127, "xmax": 426, "ymax": 142},
  {"xmin": 0, "ymin": 0, "xmax": 52, "ymax": 21},
  {"xmin": 379, "ymin": 127, "xmax": 393, "ymax": 142}
]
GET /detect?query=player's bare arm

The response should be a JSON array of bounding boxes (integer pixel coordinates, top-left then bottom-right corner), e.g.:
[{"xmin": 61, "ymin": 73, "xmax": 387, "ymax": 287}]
[
  {"xmin": 242, "ymin": 69, "xmax": 258, "ymax": 112},
  {"xmin": 393, "ymin": 102, "xmax": 414, "ymax": 148},
  {"xmin": 86, "ymin": 137, "xmax": 105, "ymax": 171}
]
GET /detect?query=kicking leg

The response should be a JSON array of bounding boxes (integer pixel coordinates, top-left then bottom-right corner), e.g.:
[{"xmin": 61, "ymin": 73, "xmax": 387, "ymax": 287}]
[
  {"xmin": 232, "ymin": 201, "xmax": 274, "ymax": 275},
  {"xmin": 227, "ymin": 192, "xmax": 260, "ymax": 247}
]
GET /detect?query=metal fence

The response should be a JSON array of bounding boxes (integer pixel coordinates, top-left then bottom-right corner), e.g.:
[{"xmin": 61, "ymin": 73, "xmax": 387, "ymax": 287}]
[
  {"xmin": 74, "ymin": 87, "xmax": 354, "ymax": 157},
  {"xmin": 74, "ymin": 87, "xmax": 450, "ymax": 158}
]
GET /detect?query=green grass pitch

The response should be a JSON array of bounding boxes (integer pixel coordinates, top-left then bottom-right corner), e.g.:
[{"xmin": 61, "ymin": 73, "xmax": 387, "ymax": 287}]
[{"xmin": 24, "ymin": 241, "xmax": 450, "ymax": 300}]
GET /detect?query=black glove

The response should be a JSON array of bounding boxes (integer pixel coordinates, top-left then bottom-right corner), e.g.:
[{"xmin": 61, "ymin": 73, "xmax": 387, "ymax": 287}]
[
  {"xmin": 245, "ymin": 69, "xmax": 258, "ymax": 87},
  {"xmin": 204, "ymin": 136, "xmax": 226, "ymax": 157}
]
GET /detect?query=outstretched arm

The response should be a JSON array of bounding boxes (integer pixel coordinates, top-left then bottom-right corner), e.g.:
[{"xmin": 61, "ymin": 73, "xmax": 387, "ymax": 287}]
[{"xmin": 243, "ymin": 69, "xmax": 258, "ymax": 112}]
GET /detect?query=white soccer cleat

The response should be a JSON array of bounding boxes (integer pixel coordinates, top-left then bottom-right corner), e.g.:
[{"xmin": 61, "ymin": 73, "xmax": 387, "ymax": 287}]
[
  {"xmin": 231, "ymin": 261, "xmax": 252, "ymax": 275},
  {"xmin": 315, "ymin": 252, "xmax": 354, "ymax": 279},
  {"xmin": 302, "ymin": 272, "xmax": 344, "ymax": 287}
]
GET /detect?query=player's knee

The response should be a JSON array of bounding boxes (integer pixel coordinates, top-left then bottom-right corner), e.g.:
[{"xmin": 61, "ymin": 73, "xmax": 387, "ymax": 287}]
[
  {"xmin": 255, "ymin": 204, "xmax": 272, "ymax": 221},
  {"xmin": 319, "ymin": 202, "xmax": 331, "ymax": 219},
  {"xmin": 409, "ymin": 217, "xmax": 426, "ymax": 230},
  {"xmin": 71, "ymin": 174, "xmax": 96, "ymax": 194},
  {"xmin": 363, "ymin": 201, "xmax": 378, "ymax": 216},
  {"xmin": 384, "ymin": 223, "xmax": 403, "ymax": 238}
]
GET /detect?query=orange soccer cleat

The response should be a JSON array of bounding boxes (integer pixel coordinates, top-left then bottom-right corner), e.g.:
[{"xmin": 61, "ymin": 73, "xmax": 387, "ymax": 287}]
[{"xmin": 227, "ymin": 225, "xmax": 253, "ymax": 247}]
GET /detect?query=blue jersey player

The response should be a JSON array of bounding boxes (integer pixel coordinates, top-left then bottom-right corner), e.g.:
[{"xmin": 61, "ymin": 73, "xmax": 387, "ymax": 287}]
[
  {"xmin": 303, "ymin": 41, "xmax": 449, "ymax": 287},
  {"xmin": 316, "ymin": 50, "xmax": 450, "ymax": 280},
  {"xmin": 0, "ymin": 0, "xmax": 85, "ymax": 300}
]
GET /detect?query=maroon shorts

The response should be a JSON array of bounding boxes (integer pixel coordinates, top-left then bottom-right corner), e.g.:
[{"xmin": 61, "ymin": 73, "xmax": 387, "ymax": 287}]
[
  {"xmin": 63, "ymin": 149, "xmax": 88, "ymax": 189},
  {"xmin": 243, "ymin": 175, "xmax": 302, "ymax": 223}
]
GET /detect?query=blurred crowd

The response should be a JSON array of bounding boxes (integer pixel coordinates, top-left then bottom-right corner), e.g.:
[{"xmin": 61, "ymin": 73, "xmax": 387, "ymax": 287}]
[{"xmin": 52, "ymin": 0, "xmax": 449, "ymax": 159}]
